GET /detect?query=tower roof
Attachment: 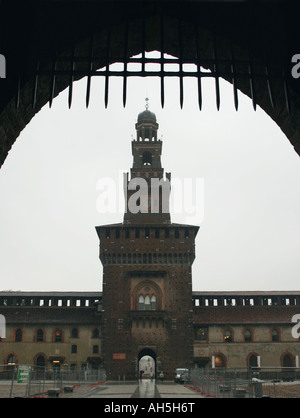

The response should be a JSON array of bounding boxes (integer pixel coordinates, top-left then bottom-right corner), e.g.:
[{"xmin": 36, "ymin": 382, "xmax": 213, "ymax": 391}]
[
  {"xmin": 137, "ymin": 98, "xmax": 157, "ymax": 124},
  {"xmin": 137, "ymin": 109, "xmax": 157, "ymax": 124}
]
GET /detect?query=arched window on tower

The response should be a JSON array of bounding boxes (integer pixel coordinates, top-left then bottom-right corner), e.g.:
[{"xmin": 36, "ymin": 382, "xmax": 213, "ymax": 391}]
[
  {"xmin": 151, "ymin": 295, "xmax": 156, "ymax": 310},
  {"xmin": 145, "ymin": 295, "xmax": 151, "ymax": 311},
  {"xmin": 139, "ymin": 295, "xmax": 144, "ymax": 311},
  {"xmin": 138, "ymin": 294, "xmax": 157, "ymax": 311},
  {"xmin": 142, "ymin": 151, "xmax": 152, "ymax": 166}
]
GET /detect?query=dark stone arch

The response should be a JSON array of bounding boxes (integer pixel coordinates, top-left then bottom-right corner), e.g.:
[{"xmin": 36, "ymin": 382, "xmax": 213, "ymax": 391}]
[
  {"xmin": 138, "ymin": 347, "xmax": 157, "ymax": 378},
  {"xmin": 0, "ymin": 0, "xmax": 299, "ymax": 169}
]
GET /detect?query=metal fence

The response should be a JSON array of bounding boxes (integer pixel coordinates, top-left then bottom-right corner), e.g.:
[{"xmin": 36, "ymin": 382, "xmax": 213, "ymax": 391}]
[
  {"xmin": 189, "ymin": 367, "xmax": 300, "ymax": 398},
  {"xmin": 0, "ymin": 364, "xmax": 106, "ymax": 398}
]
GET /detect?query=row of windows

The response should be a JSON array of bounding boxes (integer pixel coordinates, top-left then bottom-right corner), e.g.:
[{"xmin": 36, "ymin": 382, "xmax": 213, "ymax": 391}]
[
  {"xmin": 211, "ymin": 352, "xmax": 296, "ymax": 368},
  {"xmin": 71, "ymin": 344, "xmax": 99, "ymax": 354},
  {"xmin": 5, "ymin": 354, "xmax": 100, "ymax": 370},
  {"xmin": 5, "ymin": 327, "xmax": 101, "ymax": 343},
  {"xmin": 195, "ymin": 327, "xmax": 286, "ymax": 343},
  {"xmin": 194, "ymin": 297, "xmax": 300, "ymax": 307},
  {"xmin": 7, "ymin": 326, "xmax": 291, "ymax": 344},
  {"xmin": 0, "ymin": 298, "xmax": 99, "ymax": 308},
  {"xmin": 138, "ymin": 294, "xmax": 156, "ymax": 311},
  {"xmin": 105, "ymin": 227, "xmax": 190, "ymax": 239},
  {"xmin": 102, "ymin": 252, "xmax": 193, "ymax": 265}
]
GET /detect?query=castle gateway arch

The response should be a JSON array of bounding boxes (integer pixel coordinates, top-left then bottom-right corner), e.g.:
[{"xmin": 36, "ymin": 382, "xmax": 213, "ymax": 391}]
[{"xmin": 0, "ymin": 0, "xmax": 300, "ymax": 168}]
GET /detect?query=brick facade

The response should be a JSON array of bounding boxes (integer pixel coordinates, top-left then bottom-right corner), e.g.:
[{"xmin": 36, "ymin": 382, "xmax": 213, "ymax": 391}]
[{"xmin": 96, "ymin": 105, "xmax": 199, "ymax": 379}]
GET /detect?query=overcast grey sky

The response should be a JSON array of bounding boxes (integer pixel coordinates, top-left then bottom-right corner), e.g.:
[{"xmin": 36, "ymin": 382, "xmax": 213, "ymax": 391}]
[{"xmin": 0, "ymin": 63, "xmax": 300, "ymax": 292}]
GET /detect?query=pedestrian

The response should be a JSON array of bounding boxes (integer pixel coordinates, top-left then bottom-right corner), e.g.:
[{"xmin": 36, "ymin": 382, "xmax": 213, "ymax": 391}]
[{"xmin": 159, "ymin": 371, "xmax": 164, "ymax": 382}]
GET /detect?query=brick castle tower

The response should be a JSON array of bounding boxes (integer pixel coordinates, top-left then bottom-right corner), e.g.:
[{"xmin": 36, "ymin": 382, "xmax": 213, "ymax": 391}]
[{"xmin": 96, "ymin": 101, "xmax": 199, "ymax": 379}]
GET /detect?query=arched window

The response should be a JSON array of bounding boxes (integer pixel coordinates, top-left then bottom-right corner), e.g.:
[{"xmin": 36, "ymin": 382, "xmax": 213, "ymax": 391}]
[
  {"xmin": 142, "ymin": 151, "xmax": 152, "ymax": 166},
  {"xmin": 282, "ymin": 353, "xmax": 293, "ymax": 367},
  {"xmin": 36, "ymin": 329, "xmax": 44, "ymax": 342},
  {"xmin": 244, "ymin": 329, "xmax": 252, "ymax": 343},
  {"xmin": 36, "ymin": 355, "xmax": 46, "ymax": 369},
  {"xmin": 272, "ymin": 329, "xmax": 280, "ymax": 342},
  {"xmin": 92, "ymin": 328, "xmax": 100, "ymax": 338},
  {"xmin": 224, "ymin": 329, "xmax": 233, "ymax": 343},
  {"xmin": 249, "ymin": 354, "xmax": 258, "ymax": 367},
  {"xmin": 15, "ymin": 328, "xmax": 23, "ymax": 342},
  {"xmin": 151, "ymin": 295, "xmax": 156, "ymax": 310},
  {"xmin": 139, "ymin": 295, "xmax": 144, "ymax": 311},
  {"xmin": 145, "ymin": 295, "xmax": 150, "ymax": 311},
  {"xmin": 215, "ymin": 355, "xmax": 225, "ymax": 368},
  {"xmin": 138, "ymin": 294, "xmax": 157, "ymax": 311},
  {"xmin": 54, "ymin": 329, "xmax": 63, "ymax": 343},
  {"xmin": 7, "ymin": 354, "xmax": 16, "ymax": 366},
  {"xmin": 71, "ymin": 328, "xmax": 78, "ymax": 338}
]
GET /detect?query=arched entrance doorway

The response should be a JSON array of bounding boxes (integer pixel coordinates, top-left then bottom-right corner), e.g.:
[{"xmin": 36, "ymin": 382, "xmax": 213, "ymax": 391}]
[{"xmin": 138, "ymin": 348, "xmax": 156, "ymax": 379}]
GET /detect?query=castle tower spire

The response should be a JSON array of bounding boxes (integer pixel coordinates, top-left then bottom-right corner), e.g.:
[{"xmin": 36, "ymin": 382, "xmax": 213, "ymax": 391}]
[
  {"xmin": 123, "ymin": 103, "xmax": 171, "ymax": 224},
  {"xmin": 135, "ymin": 98, "xmax": 159, "ymax": 142}
]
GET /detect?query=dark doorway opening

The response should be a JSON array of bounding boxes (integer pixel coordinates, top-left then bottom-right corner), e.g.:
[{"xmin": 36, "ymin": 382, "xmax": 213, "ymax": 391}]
[{"xmin": 138, "ymin": 348, "xmax": 156, "ymax": 379}]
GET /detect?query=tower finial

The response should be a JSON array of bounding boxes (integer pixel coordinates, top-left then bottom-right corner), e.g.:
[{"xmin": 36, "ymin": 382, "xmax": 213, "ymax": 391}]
[{"xmin": 145, "ymin": 97, "xmax": 149, "ymax": 110}]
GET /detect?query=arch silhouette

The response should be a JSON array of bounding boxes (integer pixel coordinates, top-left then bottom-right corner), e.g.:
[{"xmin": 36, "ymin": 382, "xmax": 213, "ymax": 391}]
[{"xmin": 0, "ymin": 1, "xmax": 300, "ymax": 168}]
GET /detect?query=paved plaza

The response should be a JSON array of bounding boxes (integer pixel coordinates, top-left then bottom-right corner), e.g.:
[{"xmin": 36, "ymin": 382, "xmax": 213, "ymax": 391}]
[{"xmin": 0, "ymin": 379, "xmax": 203, "ymax": 398}]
